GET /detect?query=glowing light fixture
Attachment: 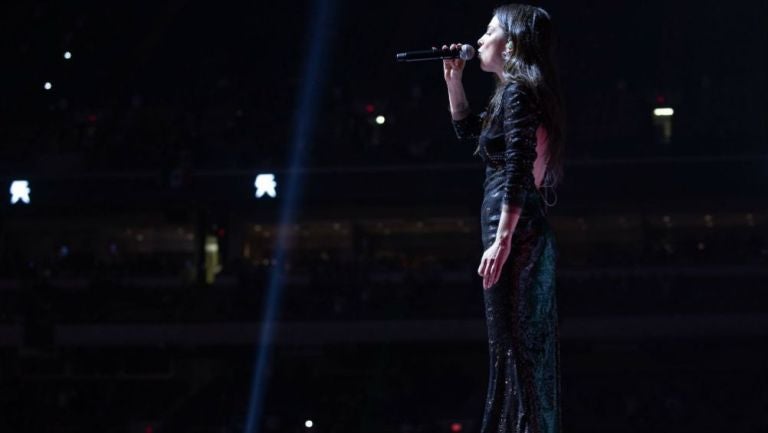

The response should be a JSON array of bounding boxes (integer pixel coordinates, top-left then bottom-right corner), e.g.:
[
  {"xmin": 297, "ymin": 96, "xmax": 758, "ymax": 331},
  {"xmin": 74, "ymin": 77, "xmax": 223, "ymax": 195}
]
[
  {"xmin": 10, "ymin": 180, "xmax": 31, "ymax": 204},
  {"xmin": 254, "ymin": 174, "xmax": 277, "ymax": 198}
]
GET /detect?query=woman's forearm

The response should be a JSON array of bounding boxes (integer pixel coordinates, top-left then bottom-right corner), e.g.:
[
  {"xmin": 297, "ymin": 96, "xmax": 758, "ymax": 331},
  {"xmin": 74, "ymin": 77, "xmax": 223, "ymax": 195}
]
[
  {"xmin": 495, "ymin": 203, "xmax": 522, "ymax": 245},
  {"xmin": 447, "ymin": 82, "xmax": 471, "ymax": 120}
]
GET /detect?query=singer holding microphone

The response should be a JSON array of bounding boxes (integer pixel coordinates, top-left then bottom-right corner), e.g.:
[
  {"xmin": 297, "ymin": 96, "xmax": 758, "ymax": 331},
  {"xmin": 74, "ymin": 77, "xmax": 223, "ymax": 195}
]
[{"xmin": 443, "ymin": 4, "xmax": 565, "ymax": 432}]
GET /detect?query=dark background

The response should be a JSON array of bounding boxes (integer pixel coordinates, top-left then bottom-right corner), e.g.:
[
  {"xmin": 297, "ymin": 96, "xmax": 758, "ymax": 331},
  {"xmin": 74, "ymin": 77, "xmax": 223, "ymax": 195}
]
[{"xmin": 0, "ymin": 1, "xmax": 766, "ymax": 432}]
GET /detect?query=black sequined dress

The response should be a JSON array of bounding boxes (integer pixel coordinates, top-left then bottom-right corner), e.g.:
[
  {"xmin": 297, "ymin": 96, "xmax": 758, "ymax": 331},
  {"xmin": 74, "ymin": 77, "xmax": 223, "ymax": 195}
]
[{"xmin": 452, "ymin": 82, "xmax": 561, "ymax": 433}]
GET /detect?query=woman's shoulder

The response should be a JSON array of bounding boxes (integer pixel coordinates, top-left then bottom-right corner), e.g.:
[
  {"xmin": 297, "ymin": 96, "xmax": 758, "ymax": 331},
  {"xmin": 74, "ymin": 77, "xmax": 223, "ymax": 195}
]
[
  {"xmin": 502, "ymin": 80, "xmax": 535, "ymax": 100},
  {"xmin": 501, "ymin": 80, "xmax": 539, "ymax": 112}
]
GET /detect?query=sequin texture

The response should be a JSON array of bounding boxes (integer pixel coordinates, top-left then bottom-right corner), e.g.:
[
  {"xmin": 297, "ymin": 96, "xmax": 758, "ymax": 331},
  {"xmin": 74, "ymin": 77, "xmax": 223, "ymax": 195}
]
[{"xmin": 452, "ymin": 81, "xmax": 562, "ymax": 433}]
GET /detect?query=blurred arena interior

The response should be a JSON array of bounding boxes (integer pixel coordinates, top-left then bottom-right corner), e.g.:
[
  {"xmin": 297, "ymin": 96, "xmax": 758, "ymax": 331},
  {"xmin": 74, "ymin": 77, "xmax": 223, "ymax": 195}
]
[{"xmin": 0, "ymin": 1, "xmax": 766, "ymax": 432}]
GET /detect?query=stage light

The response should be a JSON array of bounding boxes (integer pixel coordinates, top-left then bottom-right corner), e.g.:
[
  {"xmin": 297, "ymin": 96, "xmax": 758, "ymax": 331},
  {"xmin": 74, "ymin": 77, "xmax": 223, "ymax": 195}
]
[
  {"xmin": 64, "ymin": 51, "xmax": 72, "ymax": 60},
  {"xmin": 204, "ymin": 235, "xmax": 222, "ymax": 284},
  {"xmin": 365, "ymin": 104, "xmax": 375, "ymax": 113},
  {"xmin": 10, "ymin": 180, "xmax": 31, "ymax": 204},
  {"xmin": 653, "ymin": 107, "xmax": 674, "ymax": 143},
  {"xmin": 450, "ymin": 422, "xmax": 463, "ymax": 432},
  {"xmin": 43, "ymin": 82, "xmax": 52, "ymax": 90},
  {"xmin": 244, "ymin": 1, "xmax": 338, "ymax": 431},
  {"xmin": 375, "ymin": 115, "xmax": 386, "ymax": 125},
  {"xmin": 254, "ymin": 174, "xmax": 277, "ymax": 198},
  {"xmin": 305, "ymin": 420, "xmax": 314, "ymax": 428}
]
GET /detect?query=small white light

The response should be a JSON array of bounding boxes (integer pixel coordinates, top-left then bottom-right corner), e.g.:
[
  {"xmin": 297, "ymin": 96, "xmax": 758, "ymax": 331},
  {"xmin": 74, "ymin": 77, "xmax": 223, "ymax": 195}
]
[
  {"xmin": 10, "ymin": 180, "xmax": 31, "ymax": 204},
  {"xmin": 375, "ymin": 115, "xmax": 386, "ymax": 125},
  {"xmin": 254, "ymin": 174, "xmax": 277, "ymax": 198},
  {"xmin": 305, "ymin": 420, "xmax": 314, "ymax": 428},
  {"xmin": 653, "ymin": 107, "xmax": 674, "ymax": 117},
  {"xmin": 44, "ymin": 82, "xmax": 52, "ymax": 90},
  {"xmin": 64, "ymin": 51, "xmax": 72, "ymax": 60}
]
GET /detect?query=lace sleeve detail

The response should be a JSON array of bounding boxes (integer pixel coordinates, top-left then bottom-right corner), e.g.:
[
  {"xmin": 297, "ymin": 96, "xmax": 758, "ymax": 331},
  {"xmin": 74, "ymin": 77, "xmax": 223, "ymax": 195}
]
[{"xmin": 501, "ymin": 82, "xmax": 539, "ymax": 207}]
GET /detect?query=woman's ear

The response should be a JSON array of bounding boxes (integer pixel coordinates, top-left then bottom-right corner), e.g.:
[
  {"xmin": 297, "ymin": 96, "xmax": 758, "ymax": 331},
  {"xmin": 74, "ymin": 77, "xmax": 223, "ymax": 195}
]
[{"xmin": 503, "ymin": 40, "xmax": 514, "ymax": 61}]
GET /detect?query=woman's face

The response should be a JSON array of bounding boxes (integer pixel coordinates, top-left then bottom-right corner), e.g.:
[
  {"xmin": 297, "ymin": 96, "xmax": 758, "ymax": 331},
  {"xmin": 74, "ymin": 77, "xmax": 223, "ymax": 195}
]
[{"xmin": 477, "ymin": 15, "xmax": 508, "ymax": 76}]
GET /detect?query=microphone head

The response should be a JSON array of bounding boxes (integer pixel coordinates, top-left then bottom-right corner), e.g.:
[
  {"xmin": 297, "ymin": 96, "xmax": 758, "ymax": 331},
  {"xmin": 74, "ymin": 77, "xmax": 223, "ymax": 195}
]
[{"xmin": 459, "ymin": 44, "xmax": 476, "ymax": 60}]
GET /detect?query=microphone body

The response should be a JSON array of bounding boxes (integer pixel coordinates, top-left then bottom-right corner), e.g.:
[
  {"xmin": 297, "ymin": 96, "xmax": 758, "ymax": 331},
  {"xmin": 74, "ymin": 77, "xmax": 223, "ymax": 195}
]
[{"xmin": 396, "ymin": 45, "xmax": 475, "ymax": 62}]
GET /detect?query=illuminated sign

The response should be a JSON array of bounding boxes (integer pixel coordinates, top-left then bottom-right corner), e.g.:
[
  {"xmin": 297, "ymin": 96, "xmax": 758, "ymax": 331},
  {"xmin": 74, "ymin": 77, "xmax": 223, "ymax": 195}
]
[
  {"xmin": 254, "ymin": 174, "xmax": 277, "ymax": 199},
  {"xmin": 10, "ymin": 180, "xmax": 31, "ymax": 205}
]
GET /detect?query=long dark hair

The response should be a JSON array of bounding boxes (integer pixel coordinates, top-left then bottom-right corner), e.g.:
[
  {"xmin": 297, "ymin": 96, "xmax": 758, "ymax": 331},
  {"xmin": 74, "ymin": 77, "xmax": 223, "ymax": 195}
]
[{"xmin": 484, "ymin": 4, "xmax": 566, "ymax": 191}]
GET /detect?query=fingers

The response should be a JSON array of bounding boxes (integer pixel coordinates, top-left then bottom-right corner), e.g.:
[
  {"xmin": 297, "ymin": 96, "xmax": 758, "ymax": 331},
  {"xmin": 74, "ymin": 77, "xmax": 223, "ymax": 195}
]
[
  {"xmin": 480, "ymin": 250, "xmax": 507, "ymax": 289},
  {"xmin": 477, "ymin": 257, "xmax": 488, "ymax": 277},
  {"xmin": 441, "ymin": 43, "xmax": 465, "ymax": 51},
  {"xmin": 441, "ymin": 45, "xmax": 453, "ymax": 68},
  {"xmin": 489, "ymin": 262, "xmax": 501, "ymax": 288},
  {"xmin": 483, "ymin": 265, "xmax": 497, "ymax": 290},
  {"xmin": 480, "ymin": 257, "xmax": 496, "ymax": 290},
  {"xmin": 441, "ymin": 43, "xmax": 466, "ymax": 68},
  {"xmin": 484, "ymin": 260, "xmax": 497, "ymax": 290}
]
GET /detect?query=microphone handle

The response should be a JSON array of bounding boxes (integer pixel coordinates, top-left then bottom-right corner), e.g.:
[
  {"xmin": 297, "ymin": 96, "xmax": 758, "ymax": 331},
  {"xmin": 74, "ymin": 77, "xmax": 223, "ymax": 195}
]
[{"xmin": 396, "ymin": 47, "xmax": 462, "ymax": 62}]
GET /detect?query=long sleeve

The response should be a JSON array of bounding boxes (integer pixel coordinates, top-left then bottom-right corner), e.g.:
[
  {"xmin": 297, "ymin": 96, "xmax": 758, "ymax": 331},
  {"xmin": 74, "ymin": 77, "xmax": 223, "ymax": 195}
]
[
  {"xmin": 501, "ymin": 82, "xmax": 539, "ymax": 207},
  {"xmin": 452, "ymin": 112, "xmax": 483, "ymax": 140}
]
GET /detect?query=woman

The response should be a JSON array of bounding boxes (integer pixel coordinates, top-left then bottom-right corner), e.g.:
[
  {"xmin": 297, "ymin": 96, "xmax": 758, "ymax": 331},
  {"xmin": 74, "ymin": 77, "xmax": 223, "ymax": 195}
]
[{"xmin": 442, "ymin": 4, "xmax": 565, "ymax": 432}]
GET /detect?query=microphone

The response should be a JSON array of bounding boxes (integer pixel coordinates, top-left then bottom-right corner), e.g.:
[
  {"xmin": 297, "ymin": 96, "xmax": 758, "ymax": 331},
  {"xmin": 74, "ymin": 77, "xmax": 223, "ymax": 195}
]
[{"xmin": 396, "ymin": 44, "xmax": 475, "ymax": 62}]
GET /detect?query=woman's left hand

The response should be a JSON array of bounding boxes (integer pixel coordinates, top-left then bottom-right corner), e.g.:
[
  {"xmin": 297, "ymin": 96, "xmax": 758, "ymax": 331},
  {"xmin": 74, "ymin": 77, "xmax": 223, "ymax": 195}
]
[{"xmin": 478, "ymin": 238, "xmax": 511, "ymax": 290}]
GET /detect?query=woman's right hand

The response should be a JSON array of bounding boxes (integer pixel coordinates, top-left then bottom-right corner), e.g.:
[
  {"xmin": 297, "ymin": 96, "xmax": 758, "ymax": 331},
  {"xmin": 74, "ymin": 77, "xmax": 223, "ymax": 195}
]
[{"xmin": 439, "ymin": 43, "xmax": 466, "ymax": 84}]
